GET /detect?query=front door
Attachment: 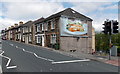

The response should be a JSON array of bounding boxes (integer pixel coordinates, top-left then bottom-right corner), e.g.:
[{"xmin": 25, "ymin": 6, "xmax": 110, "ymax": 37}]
[
  {"xmin": 25, "ymin": 35, "xmax": 28, "ymax": 44},
  {"xmin": 42, "ymin": 35, "xmax": 44, "ymax": 46}
]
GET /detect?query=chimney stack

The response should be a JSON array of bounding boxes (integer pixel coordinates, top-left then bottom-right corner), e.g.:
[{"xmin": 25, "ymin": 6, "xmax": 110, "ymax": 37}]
[
  {"xmin": 11, "ymin": 26, "xmax": 14, "ymax": 28},
  {"xmin": 14, "ymin": 23, "xmax": 18, "ymax": 27},
  {"xmin": 8, "ymin": 27, "xmax": 11, "ymax": 29},
  {"xmin": 19, "ymin": 21, "xmax": 23, "ymax": 25}
]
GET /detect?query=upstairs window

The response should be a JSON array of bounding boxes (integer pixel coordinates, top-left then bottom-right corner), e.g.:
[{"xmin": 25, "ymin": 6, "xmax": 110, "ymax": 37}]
[
  {"xmin": 26, "ymin": 27, "xmax": 28, "ymax": 32},
  {"xmin": 41, "ymin": 23, "xmax": 44, "ymax": 31},
  {"xmin": 29, "ymin": 26, "xmax": 32, "ymax": 32},
  {"xmin": 37, "ymin": 25, "xmax": 40, "ymax": 32},
  {"xmin": 23, "ymin": 28, "xmax": 25, "ymax": 33},
  {"xmin": 45, "ymin": 22, "xmax": 48, "ymax": 31},
  {"xmin": 18, "ymin": 28, "xmax": 20, "ymax": 31},
  {"xmin": 51, "ymin": 20, "xmax": 55, "ymax": 29}
]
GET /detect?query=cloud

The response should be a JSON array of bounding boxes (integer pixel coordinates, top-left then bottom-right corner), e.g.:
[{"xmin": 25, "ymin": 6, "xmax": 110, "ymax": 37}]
[
  {"xmin": 0, "ymin": 18, "xmax": 20, "ymax": 31},
  {"xmin": 0, "ymin": 1, "xmax": 118, "ymax": 32},
  {"xmin": 91, "ymin": 13, "xmax": 118, "ymax": 32},
  {"xmin": 0, "ymin": 1, "xmax": 65, "ymax": 31},
  {"xmin": 1, "ymin": 0, "xmax": 120, "ymax": 2},
  {"xmin": 71, "ymin": 2, "xmax": 113, "ymax": 14},
  {"xmin": 4, "ymin": 2, "xmax": 65, "ymax": 20},
  {"xmin": 99, "ymin": 3, "xmax": 118, "ymax": 11}
]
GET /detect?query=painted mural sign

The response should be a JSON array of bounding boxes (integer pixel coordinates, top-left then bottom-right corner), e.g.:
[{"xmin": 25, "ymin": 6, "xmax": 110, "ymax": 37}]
[{"xmin": 60, "ymin": 17, "xmax": 88, "ymax": 36}]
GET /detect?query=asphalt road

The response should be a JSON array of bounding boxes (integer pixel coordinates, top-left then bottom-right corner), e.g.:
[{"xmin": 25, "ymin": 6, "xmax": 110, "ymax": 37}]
[{"xmin": 1, "ymin": 40, "xmax": 119, "ymax": 72}]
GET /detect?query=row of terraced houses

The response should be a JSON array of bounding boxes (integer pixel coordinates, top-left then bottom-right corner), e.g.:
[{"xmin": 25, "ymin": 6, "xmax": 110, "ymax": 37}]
[{"xmin": 1, "ymin": 8, "xmax": 95, "ymax": 53}]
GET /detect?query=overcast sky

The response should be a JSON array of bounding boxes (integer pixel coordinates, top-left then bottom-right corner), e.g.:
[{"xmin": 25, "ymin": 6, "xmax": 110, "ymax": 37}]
[{"xmin": 0, "ymin": 0, "xmax": 119, "ymax": 32}]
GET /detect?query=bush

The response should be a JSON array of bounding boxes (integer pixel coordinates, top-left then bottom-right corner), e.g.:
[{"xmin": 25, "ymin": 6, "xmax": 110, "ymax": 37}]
[{"xmin": 54, "ymin": 43, "xmax": 59, "ymax": 50}]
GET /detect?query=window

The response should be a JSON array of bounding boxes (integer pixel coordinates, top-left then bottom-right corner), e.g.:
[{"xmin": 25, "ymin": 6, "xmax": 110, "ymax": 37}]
[
  {"xmin": 51, "ymin": 34, "xmax": 56, "ymax": 44},
  {"xmin": 18, "ymin": 34, "xmax": 19, "ymax": 39},
  {"xmin": 26, "ymin": 27, "xmax": 28, "ymax": 32},
  {"xmin": 37, "ymin": 35, "xmax": 42, "ymax": 43},
  {"xmin": 18, "ymin": 28, "xmax": 20, "ymax": 31},
  {"xmin": 51, "ymin": 20, "xmax": 55, "ymax": 29},
  {"xmin": 29, "ymin": 26, "xmax": 31, "ymax": 32},
  {"xmin": 17, "ymin": 34, "xmax": 18, "ymax": 39},
  {"xmin": 45, "ymin": 23, "xmax": 48, "ymax": 31},
  {"xmin": 41, "ymin": 23, "xmax": 44, "ymax": 31},
  {"xmin": 29, "ymin": 34, "xmax": 32, "ymax": 42},
  {"xmin": 37, "ymin": 25, "xmax": 40, "ymax": 32}
]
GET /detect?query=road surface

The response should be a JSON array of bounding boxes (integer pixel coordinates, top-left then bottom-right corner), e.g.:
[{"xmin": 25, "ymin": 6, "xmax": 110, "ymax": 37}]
[{"xmin": 1, "ymin": 40, "xmax": 119, "ymax": 72}]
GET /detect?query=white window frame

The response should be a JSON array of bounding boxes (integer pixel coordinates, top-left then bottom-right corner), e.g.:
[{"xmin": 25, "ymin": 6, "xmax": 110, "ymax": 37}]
[
  {"xmin": 45, "ymin": 22, "xmax": 48, "ymax": 31},
  {"xmin": 26, "ymin": 27, "xmax": 28, "ymax": 32},
  {"xmin": 51, "ymin": 34, "xmax": 56, "ymax": 44},
  {"xmin": 37, "ymin": 24, "xmax": 40, "ymax": 32},
  {"xmin": 17, "ymin": 34, "xmax": 19, "ymax": 39},
  {"xmin": 29, "ymin": 26, "xmax": 32, "ymax": 32},
  {"xmin": 37, "ymin": 35, "xmax": 41, "ymax": 43},
  {"xmin": 18, "ymin": 28, "xmax": 20, "ymax": 31},
  {"xmin": 41, "ymin": 23, "xmax": 44, "ymax": 31},
  {"xmin": 51, "ymin": 20, "xmax": 55, "ymax": 29}
]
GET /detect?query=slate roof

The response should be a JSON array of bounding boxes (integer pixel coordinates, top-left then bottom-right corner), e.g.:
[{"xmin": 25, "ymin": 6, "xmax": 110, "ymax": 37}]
[
  {"xmin": 23, "ymin": 21, "xmax": 33, "ymax": 27},
  {"xmin": 33, "ymin": 17, "xmax": 45, "ymax": 24},
  {"xmin": 34, "ymin": 8, "xmax": 93, "ymax": 24},
  {"xmin": 45, "ymin": 8, "xmax": 93, "ymax": 21}
]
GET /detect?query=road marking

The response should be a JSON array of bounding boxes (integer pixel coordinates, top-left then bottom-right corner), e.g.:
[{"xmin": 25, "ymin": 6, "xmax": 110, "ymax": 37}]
[
  {"xmin": 24, "ymin": 50, "xmax": 34, "ymax": 54},
  {"xmin": 21, "ymin": 48, "xmax": 54, "ymax": 62},
  {"xmin": 22, "ymin": 49, "xmax": 25, "ymax": 51},
  {"xmin": 6, "ymin": 59, "xmax": 11, "ymax": 67},
  {"xmin": 16, "ymin": 46, "xmax": 18, "ymax": 48},
  {"xmin": 7, "ymin": 66, "xmax": 17, "ymax": 69},
  {"xmin": 52, "ymin": 59, "xmax": 90, "ymax": 64},
  {"xmin": 33, "ymin": 53, "xmax": 54, "ymax": 62},
  {"xmin": 0, "ymin": 51, "xmax": 4, "ymax": 55},
  {"xmin": 0, "ymin": 51, "xmax": 17, "ymax": 69},
  {"xmin": 10, "ymin": 44, "xmax": 13, "ymax": 46}
]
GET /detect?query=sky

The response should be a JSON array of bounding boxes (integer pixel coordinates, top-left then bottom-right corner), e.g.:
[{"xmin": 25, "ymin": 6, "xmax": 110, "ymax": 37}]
[{"xmin": 0, "ymin": 0, "xmax": 119, "ymax": 32}]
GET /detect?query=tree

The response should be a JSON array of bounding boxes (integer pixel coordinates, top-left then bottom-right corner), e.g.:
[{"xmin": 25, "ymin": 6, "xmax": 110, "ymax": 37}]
[{"xmin": 95, "ymin": 33, "xmax": 120, "ymax": 52}]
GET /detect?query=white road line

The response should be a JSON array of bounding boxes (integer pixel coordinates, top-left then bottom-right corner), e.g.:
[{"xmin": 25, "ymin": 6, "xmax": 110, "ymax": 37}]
[
  {"xmin": 0, "ymin": 51, "xmax": 17, "ymax": 69},
  {"xmin": 24, "ymin": 50, "xmax": 34, "ymax": 54},
  {"xmin": 10, "ymin": 44, "xmax": 13, "ymax": 46},
  {"xmin": 22, "ymin": 49, "xmax": 25, "ymax": 51},
  {"xmin": 33, "ymin": 53, "xmax": 53, "ymax": 62},
  {"xmin": 52, "ymin": 59, "xmax": 90, "ymax": 64},
  {"xmin": 22, "ymin": 48, "xmax": 54, "ymax": 62},
  {"xmin": 16, "ymin": 46, "xmax": 18, "ymax": 48},
  {"xmin": 7, "ymin": 66, "xmax": 17, "ymax": 69},
  {"xmin": 0, "ymin": 51, "xmax": 4, "ymax": 55},
  {"xmin": 6, "ymin": 59, "xmax": 11, "ymax": 67}
]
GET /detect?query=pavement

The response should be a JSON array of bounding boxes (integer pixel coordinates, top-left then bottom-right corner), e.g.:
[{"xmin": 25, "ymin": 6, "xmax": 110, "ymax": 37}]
[
  {"xmin": 52, "ymin": 49, "xmax": 119, "ymax": 66},
  {"xmin": 0, "ymin": 40, "xmax": 119, "ymax": 72}
]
